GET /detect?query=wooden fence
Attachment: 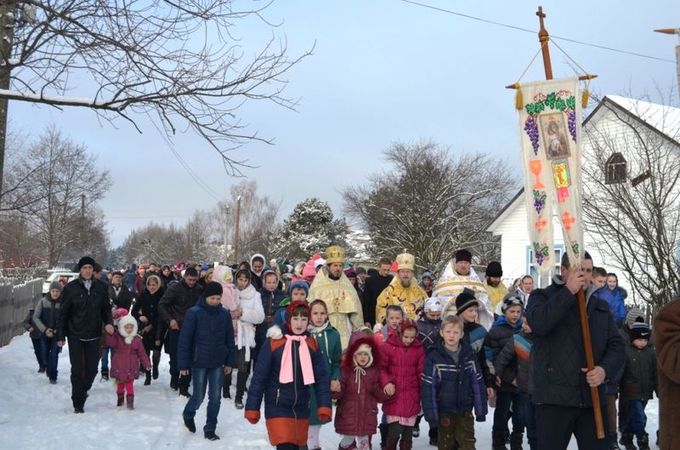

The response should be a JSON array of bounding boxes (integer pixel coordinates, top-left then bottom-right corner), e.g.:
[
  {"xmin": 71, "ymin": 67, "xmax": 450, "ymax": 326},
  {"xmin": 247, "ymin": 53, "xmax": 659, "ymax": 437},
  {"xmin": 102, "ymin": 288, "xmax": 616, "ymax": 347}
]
[{"xmin": 0, "ymin": 279, "xmax": 43, "ymax": 347}]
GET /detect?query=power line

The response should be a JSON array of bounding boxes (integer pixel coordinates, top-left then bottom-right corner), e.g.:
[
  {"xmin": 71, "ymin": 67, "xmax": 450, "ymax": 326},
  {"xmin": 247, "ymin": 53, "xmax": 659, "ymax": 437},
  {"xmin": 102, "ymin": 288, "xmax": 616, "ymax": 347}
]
[{"xmin": 399, "ymin": 0, "xmax": 675, "ymax": 64}]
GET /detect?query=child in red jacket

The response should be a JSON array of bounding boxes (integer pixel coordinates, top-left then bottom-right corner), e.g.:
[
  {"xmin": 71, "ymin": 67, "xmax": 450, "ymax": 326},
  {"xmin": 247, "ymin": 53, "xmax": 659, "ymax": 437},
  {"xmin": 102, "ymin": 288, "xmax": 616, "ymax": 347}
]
[
  {"xmin": 380, "ymin": 319, "xmax": 425, "ymax": 450},
  {"xmin": 106, "ymin": 313, "xmax": 151, "ymax": 409},
  {"xmin": 334, "ymin": 332, "xmax": 389, "ymax": 450}
]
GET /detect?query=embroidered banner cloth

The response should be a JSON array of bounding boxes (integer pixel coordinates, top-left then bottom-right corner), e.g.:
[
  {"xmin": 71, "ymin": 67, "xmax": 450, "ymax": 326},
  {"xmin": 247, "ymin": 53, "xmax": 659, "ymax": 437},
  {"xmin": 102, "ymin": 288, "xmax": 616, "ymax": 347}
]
[{"xmin": 517, "ymin": 77, "xmax": 584, "ymax": 272}]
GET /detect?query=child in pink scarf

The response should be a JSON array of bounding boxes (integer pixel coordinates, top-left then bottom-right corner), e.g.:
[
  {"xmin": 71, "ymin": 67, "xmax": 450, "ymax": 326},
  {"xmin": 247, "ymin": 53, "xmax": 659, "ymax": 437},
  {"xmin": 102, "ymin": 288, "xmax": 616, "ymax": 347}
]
[{"xmin": 244, "ymin": 301, "xmax": 332, "ymax": 450}]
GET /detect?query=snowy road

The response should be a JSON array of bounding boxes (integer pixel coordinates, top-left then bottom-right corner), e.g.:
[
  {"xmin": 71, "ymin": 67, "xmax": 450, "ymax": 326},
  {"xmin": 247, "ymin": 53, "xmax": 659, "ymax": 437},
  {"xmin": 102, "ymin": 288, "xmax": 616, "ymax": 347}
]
[{"xmin": 0, "ymin": 333, "xmax": 658, "ymax": 449}]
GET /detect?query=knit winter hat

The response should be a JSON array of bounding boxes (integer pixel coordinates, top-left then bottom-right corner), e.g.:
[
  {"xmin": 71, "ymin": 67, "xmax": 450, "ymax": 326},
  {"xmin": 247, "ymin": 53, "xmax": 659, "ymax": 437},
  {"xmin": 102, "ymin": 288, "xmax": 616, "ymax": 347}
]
[
  {"xmin": 302, "ymin": 260, "xmax": 316, "ymax": 279},
  {"xmin": 455, "ymin": 288, "xmax": 479, "ymax": 315},
  {"xmin": 486, "ymin": 261, "xmax": 503, "ymax": 278},
  {"xmin": 501, "ymin": 292, "xmax": 525, "ymax": 313},
  {"xmin": 77, "ymin": 256, "xmax": 96, "ymax": 270},
  {"xmin": 48, "ymin": 281, "xmax": 63, "ymax": 293},
  {"xmin": 289, "ymin": 280, "xmax": 310, "ymax": 296},
  {"xmin": 630, "ymin": 318, "xmax": 650, "ymax": 341},
  {"xmin": 203, "ymin": 281, "xmax": 223, "ymax": 298},
  {"xmin": 344, "ymin": 268, "xmax": 357, "ymax": 278},
  {"xmin": 285, "ymin": 300, "xmax": 311, "ymax": 335},
  {"xmin": 314, "ymin": 258, "xmax": 327, "ymax": 269},
  {"xmin": 117, "ymin": 314, "xmax": 138, "ymax": 344},
  {"xmin": 424, "ymin": 297, "xmax": 443, "ymax": 312},
  {"xmin": 114, "ymin": 307, "xmax": 129, "ymax": 319},
  {"xmin": 626, "ymin": 306, "xmax": 645, "ymax": 328},
  {"xmin": 399, "ymin": 319, "xmax": 418, "ymax": 335},
  {"xmin": 454, "ymin": 249, "xmax": 472, "ymax": 263},
  {"xmin": 353, "ymin": 343, "xmax": 374, "ymax": 367},
  {"xmin": 421, "ymin": 271, "xmax": 433, "ymax": 281}
]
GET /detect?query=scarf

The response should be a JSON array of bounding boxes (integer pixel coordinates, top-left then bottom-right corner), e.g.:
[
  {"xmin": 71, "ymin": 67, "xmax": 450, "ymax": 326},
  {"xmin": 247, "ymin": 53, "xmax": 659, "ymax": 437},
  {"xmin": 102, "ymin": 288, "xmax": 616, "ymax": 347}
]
[
  {"xmin": 354, "ymin": 365, "xmax": 366, "ymax": 394},
  {"xmin": 279, "ymin": 335, "xmax": 315, "ymax": 386},
  {"xmin": 309, "ymin": 321, "xmax": 332, "ymax": 366}
]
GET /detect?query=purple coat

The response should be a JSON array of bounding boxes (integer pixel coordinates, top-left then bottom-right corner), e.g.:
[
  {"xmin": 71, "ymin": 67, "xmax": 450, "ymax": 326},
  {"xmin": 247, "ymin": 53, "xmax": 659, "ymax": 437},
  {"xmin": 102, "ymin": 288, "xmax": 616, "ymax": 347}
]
[
  {"xmin": 106, "ymin": 326, "xmax": 150, "ymax": 382},
  {"xmin": 334, "ymin": 335, "xmax": 388, "ymax": 436}
]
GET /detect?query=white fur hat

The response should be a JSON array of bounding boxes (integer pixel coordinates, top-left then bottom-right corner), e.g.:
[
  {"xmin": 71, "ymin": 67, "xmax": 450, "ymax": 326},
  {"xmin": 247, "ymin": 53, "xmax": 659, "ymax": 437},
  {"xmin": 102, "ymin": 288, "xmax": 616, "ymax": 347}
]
[
  {"xmin": 353, "ymin": 343, "xmax": 374, "ymax": 367},
  {"xmin": 117, "ymin": 315, "xmax": 138, "ymax": 344}
]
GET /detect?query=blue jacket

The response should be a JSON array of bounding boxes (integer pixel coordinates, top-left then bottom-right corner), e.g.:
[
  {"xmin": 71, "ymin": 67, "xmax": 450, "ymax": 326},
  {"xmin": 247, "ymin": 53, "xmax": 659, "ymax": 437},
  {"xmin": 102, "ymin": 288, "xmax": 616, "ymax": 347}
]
[
  {"xmin": 177, "ymin": 298, "xmax": 236, "ymax": 370},
  {"xmin": 421, "ymin": 341, "xmax": 487, "ymax": 424},
  {"xmin": 245, "ymin": 326, "xmax": 331, "ymax": 420},
  {"xmin": 417, "ymin": 317, "xmax": 442, "ymax": 353},
  {"xmin": 597, "ymin": 285, "xmax": 627, "ymax": 326},
  {"xmin": 256, "ymin": 287, "xmax": 286, "ymax": 349}
]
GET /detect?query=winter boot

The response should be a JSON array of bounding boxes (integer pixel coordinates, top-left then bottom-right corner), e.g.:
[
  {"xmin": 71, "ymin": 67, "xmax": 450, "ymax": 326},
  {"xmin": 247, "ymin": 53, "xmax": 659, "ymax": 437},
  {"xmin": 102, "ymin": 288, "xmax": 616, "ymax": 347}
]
[
  {"xmin": 636, "ymin": 435, "xmax": 650, "ymax": 450},
  {"xmin": 608, "ymin": 434, "xmax": 621, "ymax": 450},
  {"xmin": 222, "ymin": 374, "xmax": 231, "ymax": 399},
  {"xmin": 152, "ymin": 351, "xmax": 160, "ymax": 380},
  {"xmin": 183, "ymin": 415, "xmax": 196, "ymax": 433},
  {"xmin": 38, "ymin": 365, "xmax": 46, "ymax": 373},
  {"xmin": 619, "ymin": 433, "xmax": 636, "ymax": 450},
  {"xmin": 170, "ymin": 375, "xmax": 178, "ymax": 390},
  {"xmin": 398, "ymin": 440, "xmax": 413, "ymax": 450},
  {"xmin": 204, "ymin": 431, "xmax": 220, "ymax": 441},
  {"xmin": 338, "ymin": 441, "xmax": 357, "ymax": 450},
  {"xmin": 234, "ymin": 397, "xmax": 244, "ymax": 409},
  {"xmin": 117, "ymin": 393, "xmax": 125, "ymax": 407},
  {"xmin": 144, "ymin": 370, "xmax": 151, "ymax": 386},
  {"xmin": 101, "ymin": 368, "xmax": 109, "ymax": 381},
  {"xmin": 384, "ymin": 438, "xmax": 399, "ymax": 450},
  {"xmin": 126, "ymin": 394, "xmax": 134, "ymax": 410},
  {"xmin": 379, "ymin": 423, "xmax": 388, "ymax": 449},
  {"xmin": 493, "ymin": 432, "xmax": 509, "ymax": 450},
  {"xmin": 510, "ymin": 431, "xmax": 524, "ymax": 450}
]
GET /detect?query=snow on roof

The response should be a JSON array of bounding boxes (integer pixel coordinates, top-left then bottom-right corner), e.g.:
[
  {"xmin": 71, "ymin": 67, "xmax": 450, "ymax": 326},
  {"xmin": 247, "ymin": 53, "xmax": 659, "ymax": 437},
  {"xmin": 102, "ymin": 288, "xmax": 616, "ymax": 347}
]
[{"xmin": 605, "ymin": 95, "xmax": 680, "ymax": 143}]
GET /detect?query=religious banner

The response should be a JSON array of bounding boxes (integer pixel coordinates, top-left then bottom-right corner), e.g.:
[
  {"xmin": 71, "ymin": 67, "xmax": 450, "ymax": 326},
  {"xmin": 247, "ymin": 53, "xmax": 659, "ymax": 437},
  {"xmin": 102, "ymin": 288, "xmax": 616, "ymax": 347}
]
[{"xmin": 517, "ymin": 77, "xmax": 584, "ymax": 272}]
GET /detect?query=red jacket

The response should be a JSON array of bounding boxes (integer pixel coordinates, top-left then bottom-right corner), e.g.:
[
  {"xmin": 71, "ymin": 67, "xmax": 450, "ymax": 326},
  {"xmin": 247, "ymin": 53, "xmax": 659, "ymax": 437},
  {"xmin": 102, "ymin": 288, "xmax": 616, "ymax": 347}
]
[
  {"xmin": 106, "ymin": 333, "xmax": 150, "ymax": 382},
  {"xmin": 334, "ymin": 335, "xmax": 389, "ymax": 436},
  {"xmin": 380, "ymin": 332, "xmax": 425, "ymax": 418}
]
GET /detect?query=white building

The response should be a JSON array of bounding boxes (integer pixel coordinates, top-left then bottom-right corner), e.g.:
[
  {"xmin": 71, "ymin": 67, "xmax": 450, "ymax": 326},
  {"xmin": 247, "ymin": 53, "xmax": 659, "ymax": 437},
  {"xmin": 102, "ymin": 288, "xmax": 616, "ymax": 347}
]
[{"xmin": 487, "ymin": 95, "xmax": 680, "ymax": 298}]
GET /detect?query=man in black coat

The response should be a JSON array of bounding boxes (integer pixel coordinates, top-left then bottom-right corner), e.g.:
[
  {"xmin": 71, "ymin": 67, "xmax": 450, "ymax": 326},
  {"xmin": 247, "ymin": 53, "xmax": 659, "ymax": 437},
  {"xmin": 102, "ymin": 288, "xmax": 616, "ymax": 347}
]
[
  {"xmin": 56, "ymin": 256, "xmax": 114, "ymax": 413},
  {"xmin": 526, "ymin": 252, "xmax": 624, "ymax": 450},
  {"xmin": 158, "ymin": 266, "xmax": 202, "ymax": 395},
  {"xmin": 361, "ymin": 257, "xmax": 393, "ymax": 328}
]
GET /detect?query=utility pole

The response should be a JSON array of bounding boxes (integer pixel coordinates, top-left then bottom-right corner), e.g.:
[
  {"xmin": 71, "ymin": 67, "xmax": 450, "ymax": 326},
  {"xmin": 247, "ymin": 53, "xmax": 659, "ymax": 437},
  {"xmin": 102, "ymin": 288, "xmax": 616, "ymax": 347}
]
[
  {"xmin": 654, "ymin": 28, "xmax": 680, "ymax": 101},
  {"xmin": 233, "ymin": 195, "xmax": 241, "ymax": 264},
  {"xmin": 0, "ymin": 1, "xmax": 17, "ymax": 206},
  {"xmin": 223, "ymin": 203, "xmax": 229, "ymax": 263}
]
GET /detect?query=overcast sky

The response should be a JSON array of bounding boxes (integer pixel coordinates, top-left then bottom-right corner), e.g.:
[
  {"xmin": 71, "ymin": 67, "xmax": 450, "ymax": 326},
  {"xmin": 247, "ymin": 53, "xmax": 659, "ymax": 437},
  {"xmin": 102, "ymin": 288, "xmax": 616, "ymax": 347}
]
[{"xmin": 8, "ymin": 0, "xmax": 679, "ymax": 246}]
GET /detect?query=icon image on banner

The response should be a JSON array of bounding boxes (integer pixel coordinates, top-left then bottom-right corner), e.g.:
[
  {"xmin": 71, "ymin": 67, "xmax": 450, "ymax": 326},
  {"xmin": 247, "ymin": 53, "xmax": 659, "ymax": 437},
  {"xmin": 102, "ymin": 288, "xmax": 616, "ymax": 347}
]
[{"xmin": 539, "ymin": 112, "xmax": 571, "ymax": 160}]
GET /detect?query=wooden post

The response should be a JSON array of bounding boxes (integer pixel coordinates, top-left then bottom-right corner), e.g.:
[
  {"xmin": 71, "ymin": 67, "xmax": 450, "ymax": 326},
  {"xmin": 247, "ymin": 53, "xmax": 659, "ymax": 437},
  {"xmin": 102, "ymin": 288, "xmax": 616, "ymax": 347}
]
[
  {"xmin": 535, "ymin": 6, "xmax": 605, "ymax": 440},
  {"xmin": 233, "ymin": 195, "xmax": 241, "ymax": 264},
  {"xmin": 223, "ymin": 204, "xmax": 229, "ymax": 263}
]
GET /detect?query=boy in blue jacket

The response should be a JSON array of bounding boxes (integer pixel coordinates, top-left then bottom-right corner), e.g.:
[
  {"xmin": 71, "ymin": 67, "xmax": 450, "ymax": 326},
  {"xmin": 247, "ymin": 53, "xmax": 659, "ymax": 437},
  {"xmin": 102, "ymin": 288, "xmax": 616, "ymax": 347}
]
[
  {"xmin": 422, "ymin": 315, "xmax": 487, "ymax": 450},
  {"xmin": 178, "ymin": 282, "xmax": 236, "ymax": 441}
]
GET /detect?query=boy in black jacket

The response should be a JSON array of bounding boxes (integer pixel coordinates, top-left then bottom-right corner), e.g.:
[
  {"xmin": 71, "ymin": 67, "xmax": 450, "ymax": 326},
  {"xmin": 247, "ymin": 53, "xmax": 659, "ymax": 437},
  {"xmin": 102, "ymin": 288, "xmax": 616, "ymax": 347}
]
[{"xmin": 619, "ymin": 320, "xmax": 656, "ymax": 450}]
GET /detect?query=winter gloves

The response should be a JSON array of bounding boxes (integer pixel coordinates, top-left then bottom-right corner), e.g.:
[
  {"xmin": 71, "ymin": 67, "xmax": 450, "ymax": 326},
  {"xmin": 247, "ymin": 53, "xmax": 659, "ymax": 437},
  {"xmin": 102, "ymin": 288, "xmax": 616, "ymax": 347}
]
[
  {"xmin": 317, "ymin": 406, "xmax": 332, "ymax": 423},
  {"xmin": 245, "ymin": 410, "xmax": 260, "ymax": 424}
]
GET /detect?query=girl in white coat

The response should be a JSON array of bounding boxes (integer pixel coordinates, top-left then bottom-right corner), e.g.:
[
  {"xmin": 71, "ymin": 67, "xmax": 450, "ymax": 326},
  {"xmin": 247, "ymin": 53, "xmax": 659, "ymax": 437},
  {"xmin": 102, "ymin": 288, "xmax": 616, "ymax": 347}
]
[{"xmin": 232, "ymin": 268, "xmax": 264, "ymax": 409}]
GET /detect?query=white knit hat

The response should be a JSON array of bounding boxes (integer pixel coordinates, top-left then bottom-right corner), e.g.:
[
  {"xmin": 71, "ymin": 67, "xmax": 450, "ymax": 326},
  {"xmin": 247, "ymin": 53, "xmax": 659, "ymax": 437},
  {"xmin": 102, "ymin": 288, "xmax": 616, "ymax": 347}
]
[{"xmin": 353, "ymin": 343, "xmax": 374, "ymax": 367}]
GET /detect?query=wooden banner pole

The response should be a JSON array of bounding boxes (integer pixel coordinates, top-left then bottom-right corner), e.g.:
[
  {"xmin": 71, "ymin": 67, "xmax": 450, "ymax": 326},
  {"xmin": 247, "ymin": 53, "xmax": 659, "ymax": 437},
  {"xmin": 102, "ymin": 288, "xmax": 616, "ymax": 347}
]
[{"xmin": 534, "ymin": 5, "xmax": 606, "ymax": 440}]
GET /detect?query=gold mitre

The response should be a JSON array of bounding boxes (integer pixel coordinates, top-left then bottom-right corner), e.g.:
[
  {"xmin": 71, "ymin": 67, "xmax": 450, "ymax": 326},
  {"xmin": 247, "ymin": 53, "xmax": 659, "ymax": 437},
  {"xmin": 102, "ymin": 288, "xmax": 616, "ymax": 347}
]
[
  {"xmin": 396, "ymin": 251, "xmax": 415, "ymax": 271},
  {"xmin": 325, "ymin": 245, "xmax": 345, "ymax": 264}
]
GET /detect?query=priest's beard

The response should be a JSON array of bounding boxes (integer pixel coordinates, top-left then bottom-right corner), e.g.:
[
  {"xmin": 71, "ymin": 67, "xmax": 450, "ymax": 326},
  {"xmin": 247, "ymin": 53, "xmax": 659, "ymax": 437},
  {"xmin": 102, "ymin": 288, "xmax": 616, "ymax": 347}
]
[{"xmin": 400, "ymin": 279, "xmax": 411, "ymax": 288}]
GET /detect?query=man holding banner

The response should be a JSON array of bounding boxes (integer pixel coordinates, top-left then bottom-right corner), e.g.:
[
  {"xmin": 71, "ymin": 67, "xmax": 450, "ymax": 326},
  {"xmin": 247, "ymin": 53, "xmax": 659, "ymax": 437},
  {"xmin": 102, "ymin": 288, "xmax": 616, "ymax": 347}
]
[{"xmin": 526, "ymin": 252, "xmax": 624, "ymax": 449}]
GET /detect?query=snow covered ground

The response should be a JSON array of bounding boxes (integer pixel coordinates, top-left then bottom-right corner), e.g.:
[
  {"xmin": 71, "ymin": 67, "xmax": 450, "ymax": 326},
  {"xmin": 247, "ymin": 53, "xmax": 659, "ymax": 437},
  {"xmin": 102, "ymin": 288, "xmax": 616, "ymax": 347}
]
[{"xmin": 0, "ymin": 333, "xmax": 659, "ymax": 449}]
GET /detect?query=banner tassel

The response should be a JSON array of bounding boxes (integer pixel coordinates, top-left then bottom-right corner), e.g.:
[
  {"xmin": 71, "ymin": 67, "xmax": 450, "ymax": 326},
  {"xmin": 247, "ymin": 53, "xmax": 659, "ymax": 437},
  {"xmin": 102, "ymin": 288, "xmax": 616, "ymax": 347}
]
[
  {"xmin": 581, "ymin": 89, "xmax": 590, "ymax": 109},
  {"xmin": 515, "ymin": 84, "xmax": 524, "ymax": 110}
]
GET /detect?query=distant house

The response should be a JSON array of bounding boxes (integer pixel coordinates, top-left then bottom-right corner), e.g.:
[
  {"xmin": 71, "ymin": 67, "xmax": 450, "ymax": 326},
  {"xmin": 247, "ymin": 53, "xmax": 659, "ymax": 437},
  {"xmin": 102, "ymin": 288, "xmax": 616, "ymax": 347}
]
[{"xmin": 487, "ymin": 95, "xmax": 680, "ymax": 297}]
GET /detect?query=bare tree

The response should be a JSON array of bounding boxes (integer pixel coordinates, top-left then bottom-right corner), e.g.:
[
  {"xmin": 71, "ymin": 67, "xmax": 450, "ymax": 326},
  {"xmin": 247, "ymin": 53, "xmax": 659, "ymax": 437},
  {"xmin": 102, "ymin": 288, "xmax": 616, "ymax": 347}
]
[
  {"xmin": 118, "ymin": 180, "xmax": 279, "ymax": 264},
  {"xmin": 219, "ymin": 180, "xmax": 280, "ymax": 260},
  {"xmin": 583, "ymin": 95, "xmax": 680, "ymax": 311},
  {"xmin": 343, "ymin": 142, "xmax": 517, "ymax": 273},
  {"xmin": 0, "ymin": 0, "xmax": 312, "ymax": 196},
  {"xmin": 16, "ymin": 127, "xmax": 111, "ymax": 266}
]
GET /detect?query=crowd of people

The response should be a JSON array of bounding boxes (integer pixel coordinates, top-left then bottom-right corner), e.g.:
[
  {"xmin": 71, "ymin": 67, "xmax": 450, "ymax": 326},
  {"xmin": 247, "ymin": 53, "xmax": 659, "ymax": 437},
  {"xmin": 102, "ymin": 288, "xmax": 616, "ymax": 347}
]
[{"xmin": 19, "ymin": 248, "xmax": 680, "ymax": 450}]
